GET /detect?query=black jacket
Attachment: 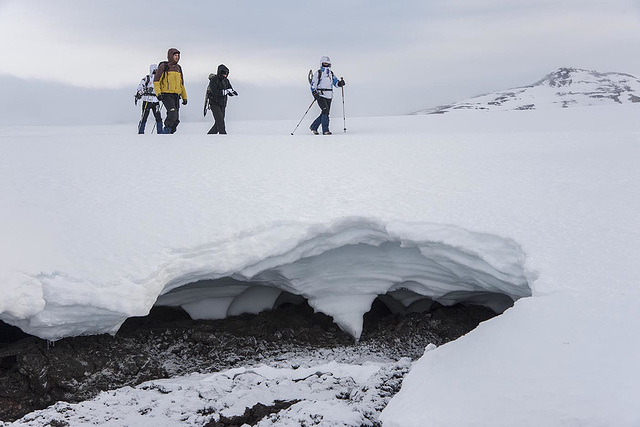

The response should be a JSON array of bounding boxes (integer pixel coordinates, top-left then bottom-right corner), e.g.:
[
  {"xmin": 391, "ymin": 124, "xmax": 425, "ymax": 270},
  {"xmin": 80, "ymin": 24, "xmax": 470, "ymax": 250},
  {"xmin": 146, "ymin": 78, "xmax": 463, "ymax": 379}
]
[{"xmin": 207, "ymin": 64, "xmax": 233, "ymax": 107}]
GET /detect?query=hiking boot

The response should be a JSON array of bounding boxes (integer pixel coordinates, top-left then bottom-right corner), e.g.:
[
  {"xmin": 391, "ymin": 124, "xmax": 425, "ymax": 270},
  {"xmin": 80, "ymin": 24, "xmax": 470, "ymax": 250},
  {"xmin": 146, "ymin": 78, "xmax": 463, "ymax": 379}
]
[
  {"xmin": 323, "ymin": 131, "xmax": 332, "ymax": 135},
  {"xmin": 310, "ymin": 127, "xmax": 319, "ymax": 135}
]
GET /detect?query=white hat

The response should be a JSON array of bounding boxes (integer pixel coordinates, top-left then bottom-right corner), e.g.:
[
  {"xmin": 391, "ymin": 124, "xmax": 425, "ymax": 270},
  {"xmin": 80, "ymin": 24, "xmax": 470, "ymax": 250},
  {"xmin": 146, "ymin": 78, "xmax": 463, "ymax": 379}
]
[{"xmin": 320, "ymin": 56, "xmax": 331, "ymax": 66}]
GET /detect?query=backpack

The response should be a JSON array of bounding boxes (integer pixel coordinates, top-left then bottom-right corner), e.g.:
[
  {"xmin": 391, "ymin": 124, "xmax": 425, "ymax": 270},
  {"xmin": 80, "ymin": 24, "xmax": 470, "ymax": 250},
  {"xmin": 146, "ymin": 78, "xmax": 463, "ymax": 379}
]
[
  {"xmin": 308, "ymin": 68, "xmax": 335, "ymax": 86},
  {"xmin": 135, "ymin": 75, "xmax": 153, "ymax": 103},
  {"xmin": 157, "ymin": 61, "xmax": 184, "ymax": 86}
]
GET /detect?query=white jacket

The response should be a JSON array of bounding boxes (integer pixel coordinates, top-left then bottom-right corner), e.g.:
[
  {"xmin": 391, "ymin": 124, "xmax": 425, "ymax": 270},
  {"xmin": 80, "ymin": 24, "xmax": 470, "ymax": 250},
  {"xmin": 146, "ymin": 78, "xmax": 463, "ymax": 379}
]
[
  {"xmin": 137, "ymin": 64, "xmax": 159, "ymax": 103},
  {"xmin": 310, "ymin": 63, "xmax": 339, "ymax": 99}
]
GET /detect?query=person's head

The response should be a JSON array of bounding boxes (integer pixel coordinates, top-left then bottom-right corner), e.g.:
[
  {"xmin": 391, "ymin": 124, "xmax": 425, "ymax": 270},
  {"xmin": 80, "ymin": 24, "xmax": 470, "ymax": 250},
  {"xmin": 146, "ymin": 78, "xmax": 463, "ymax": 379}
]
[
  {"xmin": 320, "ymin": 56, "xmax": 331, "ymax": 68},
  {"xmin": 149, "ymin": 64, "xmax": 158, "ymax": 76},
  {"xmin": 217, "ymin": 64, "xmax": 229, "ymax": 78},
  {"xmin": 167, "ymin": 48, "xmax": 181, "ymax": 64}
]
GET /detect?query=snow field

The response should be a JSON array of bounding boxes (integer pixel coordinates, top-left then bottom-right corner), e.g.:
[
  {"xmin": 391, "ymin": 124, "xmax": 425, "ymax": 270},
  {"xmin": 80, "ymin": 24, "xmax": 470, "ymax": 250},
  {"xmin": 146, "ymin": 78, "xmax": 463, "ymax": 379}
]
[{"xmin": 2, "ymin": 105, "xmax": 640, "ymax": 425}]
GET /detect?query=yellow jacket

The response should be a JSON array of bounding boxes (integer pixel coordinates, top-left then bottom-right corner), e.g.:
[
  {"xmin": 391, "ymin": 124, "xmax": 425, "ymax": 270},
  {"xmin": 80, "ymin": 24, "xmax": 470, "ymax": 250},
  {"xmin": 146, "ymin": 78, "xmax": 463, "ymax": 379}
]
[{"xmin": 153, "ymin": 48, "xmax": 187, "ymax": 100}]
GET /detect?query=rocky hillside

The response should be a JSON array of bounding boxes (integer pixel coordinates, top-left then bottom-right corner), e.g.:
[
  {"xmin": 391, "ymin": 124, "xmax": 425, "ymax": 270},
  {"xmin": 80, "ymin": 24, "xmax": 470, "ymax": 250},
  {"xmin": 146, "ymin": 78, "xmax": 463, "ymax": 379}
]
[{"xmin": 415, "ymin": 67, "xmax": 640, "ymax": 114}]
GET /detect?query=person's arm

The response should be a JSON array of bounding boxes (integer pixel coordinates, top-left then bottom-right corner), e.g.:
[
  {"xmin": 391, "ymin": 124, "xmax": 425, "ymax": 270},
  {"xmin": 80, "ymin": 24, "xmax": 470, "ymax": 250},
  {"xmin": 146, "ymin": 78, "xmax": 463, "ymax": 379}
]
[
  {"xmin": 225, "ymin": 80, "xmax": 238, "ymax": 96},
  {"xmin": 311, "ymin": 70, "xmax": 319, "ymax": 98},
  {"xmin": 137, "ymin": 78, "xmax": 146, "ymax": 95},
  {"xmin": 180, "ymin": 66, "xmax": 187, "ymax": 102}
]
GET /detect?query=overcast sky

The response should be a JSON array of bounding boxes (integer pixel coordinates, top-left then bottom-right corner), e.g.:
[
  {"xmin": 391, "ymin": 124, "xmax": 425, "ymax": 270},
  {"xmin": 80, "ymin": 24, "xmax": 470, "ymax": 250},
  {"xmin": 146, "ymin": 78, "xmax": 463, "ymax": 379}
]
[{"xmin": 1, "ymin": 0, "xmax": 639, "ymax": 125}]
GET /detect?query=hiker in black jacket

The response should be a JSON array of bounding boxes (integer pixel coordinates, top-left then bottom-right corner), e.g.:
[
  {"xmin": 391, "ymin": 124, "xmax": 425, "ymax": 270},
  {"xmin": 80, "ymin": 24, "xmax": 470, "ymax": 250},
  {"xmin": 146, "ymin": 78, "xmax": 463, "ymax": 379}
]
[{"xmin": 205, "ymin": 64, "xmax": 237, "ymax": 134}]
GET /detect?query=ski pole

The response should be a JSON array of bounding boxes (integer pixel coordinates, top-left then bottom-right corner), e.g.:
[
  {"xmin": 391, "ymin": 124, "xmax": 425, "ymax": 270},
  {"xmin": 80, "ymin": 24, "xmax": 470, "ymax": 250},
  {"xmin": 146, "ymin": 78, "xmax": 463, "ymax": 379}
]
[
  {"xmin": 340, "ymin": 78, "xmax": 346, "ymax": 133},
  {"xmin": 290, "ymin": 99, "xmax": 317, "ymax": 135}
]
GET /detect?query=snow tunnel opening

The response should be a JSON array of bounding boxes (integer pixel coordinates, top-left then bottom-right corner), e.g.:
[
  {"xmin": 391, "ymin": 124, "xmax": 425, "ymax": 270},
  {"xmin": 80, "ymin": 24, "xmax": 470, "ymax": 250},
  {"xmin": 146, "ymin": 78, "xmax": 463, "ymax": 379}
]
[
  {"xmin": 361, "ymin": 291, "xmax": 502, "ymax": 342},
  {"xmin": 149, "ymin": 231, "xmax": 532, "ymax": 341},
  {"xmin": 118, "ymin": 284, "xmax": 353, "ymax": 345},
  {"xmin": 148, "ymin": 275, "xmax": 520, "ymax": 345}
]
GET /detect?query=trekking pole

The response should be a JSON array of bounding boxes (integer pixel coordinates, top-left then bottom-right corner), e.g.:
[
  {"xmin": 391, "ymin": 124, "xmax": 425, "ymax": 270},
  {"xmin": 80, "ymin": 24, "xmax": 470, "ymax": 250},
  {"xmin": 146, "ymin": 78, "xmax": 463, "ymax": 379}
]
[
  {"xmin": 290, "ymin": 98, "xmax": 317, "ymax": 135},
  {"xmin": 340, "ymin": 78, "xmax": 346, "ymax": 133}
]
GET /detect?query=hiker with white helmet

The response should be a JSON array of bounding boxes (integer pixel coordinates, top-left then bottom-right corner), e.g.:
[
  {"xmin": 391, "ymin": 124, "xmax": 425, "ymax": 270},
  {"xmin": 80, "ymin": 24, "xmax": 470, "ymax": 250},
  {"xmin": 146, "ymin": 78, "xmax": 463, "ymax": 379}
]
[
  {"xmin": 135, "ymin": 64, "xmax": 164, "ymax": 134},
  {"xmin": 309, "ymin": 56, "xmax": 345, "ymax": 135}
]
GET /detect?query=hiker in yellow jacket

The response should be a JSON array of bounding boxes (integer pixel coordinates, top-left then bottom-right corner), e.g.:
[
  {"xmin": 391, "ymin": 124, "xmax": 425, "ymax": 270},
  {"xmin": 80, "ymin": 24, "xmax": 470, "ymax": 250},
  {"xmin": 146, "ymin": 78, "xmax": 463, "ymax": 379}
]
[{"xmin": 154, "ymin": 48, "xmax": 187, "ymax": 134}]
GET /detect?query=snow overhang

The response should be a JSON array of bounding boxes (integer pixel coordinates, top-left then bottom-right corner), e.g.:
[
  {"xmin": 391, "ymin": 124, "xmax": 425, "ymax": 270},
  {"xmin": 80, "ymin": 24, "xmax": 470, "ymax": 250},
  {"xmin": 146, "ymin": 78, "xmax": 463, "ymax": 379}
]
[
  {"xmin": 1, "ymin": 218, "xmax": 533, "ymax": 341},
  {"xmin": 153, "ymin": 218, "xmax": 533, "ymax": 341}
]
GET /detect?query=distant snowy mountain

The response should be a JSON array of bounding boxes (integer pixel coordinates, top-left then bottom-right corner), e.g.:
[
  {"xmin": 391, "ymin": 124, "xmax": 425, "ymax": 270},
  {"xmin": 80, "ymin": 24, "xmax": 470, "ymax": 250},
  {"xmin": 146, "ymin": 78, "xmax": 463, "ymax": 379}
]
[{"xmin": 414, "ymin": 67, "xmax": 640, "ymax": 114}]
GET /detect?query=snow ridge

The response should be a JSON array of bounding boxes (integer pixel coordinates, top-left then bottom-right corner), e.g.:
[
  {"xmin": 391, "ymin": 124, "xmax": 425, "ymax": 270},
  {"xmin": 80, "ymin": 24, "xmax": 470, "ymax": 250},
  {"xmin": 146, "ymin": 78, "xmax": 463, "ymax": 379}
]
[
  {"xmin": 414, "ymin": 67, "xmax": 640, "ymax": 114},
  {"xmin": 2, "ymin": 217, "xmax": 532, "ymax": 341}
]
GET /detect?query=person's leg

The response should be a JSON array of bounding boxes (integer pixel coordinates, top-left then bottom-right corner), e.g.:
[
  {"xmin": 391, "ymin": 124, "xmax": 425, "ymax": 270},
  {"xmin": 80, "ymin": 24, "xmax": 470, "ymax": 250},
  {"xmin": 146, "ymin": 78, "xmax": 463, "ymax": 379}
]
[
  {"xmin": 209, "ymin": 104, "xmax": 224, "ymax": 134},
  {"xmin": 138, "ymin": 103, "xmax": 151, "ymax": 134},
  {"xmin": 311, "ymin": 97, "xmax": 328, "ymax": 132},
  {"xmin": 321, "ymin": 99, "xmax": 332, "ymax": 134},
  {"xmin": 151, "ymin": 103, "xmax": 163, "ymax": 133},
  {"xmin": 162, "ymin": 94, "xmax": 179, "ymax": 133},
  {"xmin": 207, "ymin": 117, "xmax": 218, "ymax": 134},
  {"xmin": 218, "ymin": 106, "xmax": 227, "ymax": 134},
  {"xmin": 310, "ymin": 114, "xmax": 321, "ymax": 132},
  {"xmin": 171, "ymin": 98, "xmax": 181, "ymax": 133}
]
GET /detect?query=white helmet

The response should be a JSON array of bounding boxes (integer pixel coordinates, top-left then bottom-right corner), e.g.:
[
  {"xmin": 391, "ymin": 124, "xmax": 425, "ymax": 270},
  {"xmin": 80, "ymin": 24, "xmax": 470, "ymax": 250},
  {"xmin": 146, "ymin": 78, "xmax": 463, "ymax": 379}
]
[{"xmin": 320, "ymin": 56, "xmax": 331, "ymax": 66}]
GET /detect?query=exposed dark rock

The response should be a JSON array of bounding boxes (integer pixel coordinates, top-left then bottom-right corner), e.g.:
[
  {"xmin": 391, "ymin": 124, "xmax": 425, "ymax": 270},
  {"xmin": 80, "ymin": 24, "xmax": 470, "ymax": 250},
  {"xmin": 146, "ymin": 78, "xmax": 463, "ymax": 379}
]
[
  {"xmin": 0, "ymin": 301, "xmax": 497, "ymax": 422},
  {"xmin": 203, "ymin": 400, "xmax": 299, "ymax": 427},
  {"xmin": 0, "ymin": 321, "xmax": 30, "ymax": 344}
]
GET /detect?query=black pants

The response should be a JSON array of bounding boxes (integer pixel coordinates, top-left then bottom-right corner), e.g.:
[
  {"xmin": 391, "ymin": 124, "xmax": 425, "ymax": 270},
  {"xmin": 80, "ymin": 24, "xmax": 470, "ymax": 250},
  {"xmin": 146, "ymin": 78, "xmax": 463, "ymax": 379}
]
[
  {"xmin": 311, "ymin": 97, "xmax": 332, "ymax": 133},
  {"xmin": 161, "ymin": 93, "xmax": 181, "ymax": 134},
  {"xmin": 138, "ymin": 101, "xmax": 162, "ymax": 133},
  {"xmin": 208, "ymin": 103, "xmax": 226, "ymax": 134},
  {"xmin": 141, "ymin": 101, "xmax": 162, "ymax": 123}
]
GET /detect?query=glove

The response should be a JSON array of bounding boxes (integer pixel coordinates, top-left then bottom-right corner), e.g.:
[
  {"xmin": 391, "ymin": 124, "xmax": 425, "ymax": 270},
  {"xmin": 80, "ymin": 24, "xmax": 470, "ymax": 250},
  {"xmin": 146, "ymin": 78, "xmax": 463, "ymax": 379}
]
[
  {"xmin": 312, "ymin": 90, "xmax": 319, "ymax": 99},
  {"xmin": 134, "ymin": 93, "xmax": 141, "ymax": 105},
  {"xmin": 337, "ymin": 78, "xmax": 346, "ymax": 87},
  {"xmin": 182, "ymin": 99, "xmax": 188, "ymax": 105},
  {"xmin": 156, "ymin": 93, "xmax": 163, "ymax": 102}
]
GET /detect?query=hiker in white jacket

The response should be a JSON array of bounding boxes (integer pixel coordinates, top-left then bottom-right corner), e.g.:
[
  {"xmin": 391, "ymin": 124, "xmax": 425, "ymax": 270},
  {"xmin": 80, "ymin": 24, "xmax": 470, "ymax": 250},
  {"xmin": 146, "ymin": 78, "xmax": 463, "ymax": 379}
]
[
  {"xmin": 135, "ymin": 64, "xmax": 163, "ymax": 134},
  {"xmin": 309, "ymin": 56, "xmax": 345, "ymax": 135}
]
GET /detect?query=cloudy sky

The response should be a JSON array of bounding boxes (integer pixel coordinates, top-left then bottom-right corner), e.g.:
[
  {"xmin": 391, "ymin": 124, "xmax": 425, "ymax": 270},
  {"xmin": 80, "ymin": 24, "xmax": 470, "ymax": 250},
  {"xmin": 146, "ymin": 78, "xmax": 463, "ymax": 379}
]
[{"xmin": 1, "ymin": 0, "xmax": 639, "ymax": 125}]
